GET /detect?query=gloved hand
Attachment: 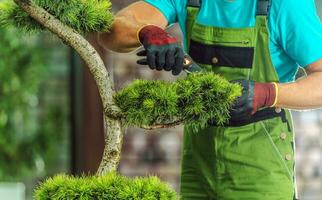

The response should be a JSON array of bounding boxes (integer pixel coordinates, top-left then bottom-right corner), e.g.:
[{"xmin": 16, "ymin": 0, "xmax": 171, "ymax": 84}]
[
  {"xmin": 230, "ymin": 80, "xmax": 278, "ymax": 120},
  {"xmin": 136, "ymin": 25, "xmax": 184, "ymax": 75}
]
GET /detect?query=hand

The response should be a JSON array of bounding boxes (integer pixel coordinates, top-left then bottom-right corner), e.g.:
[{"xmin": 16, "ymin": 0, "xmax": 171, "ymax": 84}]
[
  {"xmin": 136, "ymin": 25, "xmax": 184, "ymax": 75},
  {"xmin": 230, "ymin": 80, "xmax": 277, "ymax": 120}
]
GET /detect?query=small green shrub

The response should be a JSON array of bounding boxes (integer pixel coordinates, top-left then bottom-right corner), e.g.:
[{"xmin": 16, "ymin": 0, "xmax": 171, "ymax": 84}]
[
  {"xmin": 0, "ymin": 0, "xmax": 114, "ymax": 34},
  {"xmin": 114, "ymin": 72, "xmax": 242, "ymax": 131},
  {"xmin": 34, "ymin": 172, "xmax": 177, "ymax": 200}
]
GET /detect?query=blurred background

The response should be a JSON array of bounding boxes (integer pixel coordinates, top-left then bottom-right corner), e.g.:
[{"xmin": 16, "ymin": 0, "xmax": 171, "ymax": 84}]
[{"xmin": 0, "ymin": 0, "xmax": 321, "ymax": 199}]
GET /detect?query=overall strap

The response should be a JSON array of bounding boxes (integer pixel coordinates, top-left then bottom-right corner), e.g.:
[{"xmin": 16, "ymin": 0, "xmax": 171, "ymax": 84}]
[
  {"xmin": 187, "ymin": 0, "xmax": 201, "ymax": 8},
  {"xmin": 186, "ymin": 0, "xmax": 201, "ymax": 49},
  {"xmin": 256, "ymin": 0, "xmax": 271, "ymax": 16}
]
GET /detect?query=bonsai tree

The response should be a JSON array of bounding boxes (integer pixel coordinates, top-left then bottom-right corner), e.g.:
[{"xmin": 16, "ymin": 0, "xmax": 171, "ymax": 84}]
[{"xmin": 0, "ymin": 0, "xmax": 241, "ymax": 199}]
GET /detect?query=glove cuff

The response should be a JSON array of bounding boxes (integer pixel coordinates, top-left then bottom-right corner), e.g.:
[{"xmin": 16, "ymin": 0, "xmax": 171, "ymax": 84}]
[
  {"xmin": 137, "ymin": 24, "xmax": 177, "ymax": 46},
  {"xmin": 136, "ymin": 24, "xmax": 158, "ymax": 45},
  {"xmin": 253, "ymin": 82, "xmax": 277, "ymax": 111},
  {"xmin": 270, "ymin": 82, "xmax": 279, "ymax": 107}
]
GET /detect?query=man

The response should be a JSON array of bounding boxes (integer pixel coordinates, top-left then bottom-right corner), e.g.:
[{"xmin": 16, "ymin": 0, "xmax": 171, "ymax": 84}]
[{"xmin": 99, "ymin": 0, "xmax": 322, "ymax": 199}]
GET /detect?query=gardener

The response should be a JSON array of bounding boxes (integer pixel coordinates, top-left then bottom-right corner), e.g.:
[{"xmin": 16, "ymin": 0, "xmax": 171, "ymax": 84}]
[{"xmin": 99, "ymin": 0, "xmax": 322, "ymax": 199}]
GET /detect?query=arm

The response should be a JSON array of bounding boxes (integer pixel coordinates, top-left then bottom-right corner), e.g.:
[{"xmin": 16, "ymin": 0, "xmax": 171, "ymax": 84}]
[
  {"xmin": 273, "ymin": 0, "xmax": 322, "ymax": 109},
  {"xmin": 230, "ymin": 59, "xmax": 322, "ymax": 119},
  {"xmin": 231, "ymin": 0, "xmax": 322, "ymax": 118},
  {"xmin": 98, "ymin": 1, "xmax": 168, "ymax": 53},
  {"xmin": 277, "ymin": 58, "xmax": 322, "ymax": 110},
  {"xmin": 98, "ymin": 1, "xmax": 184, "ymax": 75}
]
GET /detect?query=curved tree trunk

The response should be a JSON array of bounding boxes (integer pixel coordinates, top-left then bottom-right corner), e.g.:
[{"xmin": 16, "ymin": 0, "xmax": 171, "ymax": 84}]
[
  {"xmin": 13, "ymin": 0, "xmax": 123, "ymax": 175},
  {"xmin": 97, "ymin": 117, "xmax": 124, "ymax": 174}
]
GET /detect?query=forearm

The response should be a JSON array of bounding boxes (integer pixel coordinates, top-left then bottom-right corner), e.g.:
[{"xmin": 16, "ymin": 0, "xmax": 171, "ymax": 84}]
[
  {"xmin": 99, "ymin": 15, "xmax": 143, "ymax": 53},
  {"xmin": 277, "ymin": 72, "xmax": 322, "ymax": 109},
  {"xmin": 276, "ymin": 59, "xmax": 322, "ymax": 110},
  {"xmin": 98, "ymin": 1, "xmax": 167, "ymax": 53}
]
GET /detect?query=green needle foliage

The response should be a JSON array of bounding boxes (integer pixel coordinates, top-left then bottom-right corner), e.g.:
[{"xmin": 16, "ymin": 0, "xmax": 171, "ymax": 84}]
[
  {"xmin": 114, "ymin": 72, "xmax": 242, "ymax": 131},
  {"xmin": 176, "ymin": 73, "xmax": 242, "ymax": 131},
  {"xmin": 115, "ymin": 80, "xmax": 179, "ymax": 126},
  {"xmin": 0, "ymin": 0, "xmax": 114, "ymax": 34},
  {"xmin": 34, "ymin": 172, "xmax": 177, "ymax": 200}
]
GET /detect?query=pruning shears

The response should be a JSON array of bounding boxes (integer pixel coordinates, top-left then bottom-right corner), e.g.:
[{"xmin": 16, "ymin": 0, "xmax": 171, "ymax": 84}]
[
  {"xmin": 136, "ymin": 48, "xmax": 203, "ymax": 74},
  {"xmin": 183, "ymin": 54, "xmax": 203, "ymax": 73}
]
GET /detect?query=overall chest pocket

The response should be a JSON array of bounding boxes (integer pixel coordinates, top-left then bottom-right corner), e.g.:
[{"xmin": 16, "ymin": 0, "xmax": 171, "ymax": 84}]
[{"xmin": 189, "ymin": 39, "xmax": 254, "ymax": 69}]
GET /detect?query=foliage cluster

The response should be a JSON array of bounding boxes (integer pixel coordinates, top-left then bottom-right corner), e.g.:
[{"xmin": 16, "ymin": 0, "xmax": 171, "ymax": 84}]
[
  {"xmin": 0, "ymin": 0, "xmax": 114, "ymax": 34},
  {"xmin": 114, "ymin": 72, "xmax": 242, "ymax": 131},
  {"xmin": 34, "ymin": 172, "xmax": 177, "ymax": 200}
]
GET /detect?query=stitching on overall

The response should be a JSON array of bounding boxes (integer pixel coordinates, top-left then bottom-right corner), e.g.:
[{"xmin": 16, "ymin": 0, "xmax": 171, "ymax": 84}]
[{"xmin": 260, "ymin": 121, "xmax": 293, "ymax": 179}]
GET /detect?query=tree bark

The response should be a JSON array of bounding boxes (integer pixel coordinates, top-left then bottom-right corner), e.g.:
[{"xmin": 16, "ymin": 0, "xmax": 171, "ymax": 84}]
[{"xmin": 13, "ymin": 0, "xmax": 123, "ymax": 175}]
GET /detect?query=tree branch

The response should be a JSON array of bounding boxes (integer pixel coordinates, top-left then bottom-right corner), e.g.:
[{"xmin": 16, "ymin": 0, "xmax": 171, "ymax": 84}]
[
  {"xmin": 13, "ymin": 0, "xmax": 123, "ymax": 175},
  {"xmin": 141, "ymin": 120, "xmax": 183, "ymax": 130}
]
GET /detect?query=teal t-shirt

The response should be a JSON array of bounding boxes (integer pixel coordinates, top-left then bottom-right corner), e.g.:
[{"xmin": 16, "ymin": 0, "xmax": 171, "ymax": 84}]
[{"xmin": 144, "ymin": 0, "xmax": 322, "ymax": 83}]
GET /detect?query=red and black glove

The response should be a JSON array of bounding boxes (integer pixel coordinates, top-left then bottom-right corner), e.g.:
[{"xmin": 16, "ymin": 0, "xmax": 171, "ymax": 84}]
[
  {"xmin": 136, "ymin": 25, "xmax": 184, "ymax": 75},
  {"xmin": 230, "ymin": 80, "xmax": 277, "ymax": 120}
]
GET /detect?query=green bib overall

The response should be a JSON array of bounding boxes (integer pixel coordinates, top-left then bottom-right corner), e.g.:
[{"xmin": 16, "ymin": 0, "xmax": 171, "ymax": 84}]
[{"xmin": 180, "ymin": 1, "xmax": 298, "ymax": 199}]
